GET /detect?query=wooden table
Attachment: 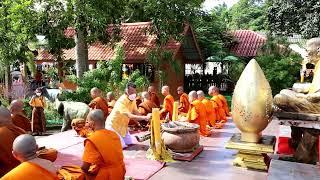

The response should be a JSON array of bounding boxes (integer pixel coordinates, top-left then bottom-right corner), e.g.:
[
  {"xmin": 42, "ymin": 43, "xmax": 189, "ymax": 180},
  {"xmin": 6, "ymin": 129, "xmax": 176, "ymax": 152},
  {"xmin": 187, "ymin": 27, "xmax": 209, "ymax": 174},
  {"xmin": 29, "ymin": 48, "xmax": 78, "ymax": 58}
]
[{"xmin": 268, "ymin": 159, "xmax": 320, "ymax": 180}]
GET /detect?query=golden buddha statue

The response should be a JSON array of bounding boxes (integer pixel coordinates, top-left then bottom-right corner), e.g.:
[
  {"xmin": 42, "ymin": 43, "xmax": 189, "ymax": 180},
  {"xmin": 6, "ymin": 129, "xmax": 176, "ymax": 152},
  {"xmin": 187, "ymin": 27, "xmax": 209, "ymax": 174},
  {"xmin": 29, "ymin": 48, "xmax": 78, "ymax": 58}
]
[{"xmin": 274, "ymin": 38, "xmax": 320, "ymax": 113}]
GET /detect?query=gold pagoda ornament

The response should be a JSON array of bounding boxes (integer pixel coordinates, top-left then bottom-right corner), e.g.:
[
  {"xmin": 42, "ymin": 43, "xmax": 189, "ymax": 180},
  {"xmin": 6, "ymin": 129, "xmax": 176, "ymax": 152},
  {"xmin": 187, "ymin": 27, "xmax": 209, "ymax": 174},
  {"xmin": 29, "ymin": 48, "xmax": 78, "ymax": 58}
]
[{"xmin": 226, "ymin": 59, "xmax": 275, "ymax": 171}]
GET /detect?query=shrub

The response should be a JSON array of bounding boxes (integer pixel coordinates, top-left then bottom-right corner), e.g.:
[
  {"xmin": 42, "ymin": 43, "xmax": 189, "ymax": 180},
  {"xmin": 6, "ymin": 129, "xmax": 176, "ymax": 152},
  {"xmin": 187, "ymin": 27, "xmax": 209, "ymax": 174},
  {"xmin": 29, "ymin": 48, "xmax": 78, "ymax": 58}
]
[{"xmin": 60, "ymin": 46, "xmax": 150, "ymax": 102}]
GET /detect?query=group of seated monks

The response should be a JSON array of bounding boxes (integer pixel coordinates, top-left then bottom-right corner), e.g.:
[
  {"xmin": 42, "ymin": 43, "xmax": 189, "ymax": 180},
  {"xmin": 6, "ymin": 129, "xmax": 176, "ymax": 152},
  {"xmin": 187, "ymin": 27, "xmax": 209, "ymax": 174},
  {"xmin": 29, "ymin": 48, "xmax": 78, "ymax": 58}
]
[{"xmin": 0, "ymin": 82, "xmax": 230, "ymax": 179}]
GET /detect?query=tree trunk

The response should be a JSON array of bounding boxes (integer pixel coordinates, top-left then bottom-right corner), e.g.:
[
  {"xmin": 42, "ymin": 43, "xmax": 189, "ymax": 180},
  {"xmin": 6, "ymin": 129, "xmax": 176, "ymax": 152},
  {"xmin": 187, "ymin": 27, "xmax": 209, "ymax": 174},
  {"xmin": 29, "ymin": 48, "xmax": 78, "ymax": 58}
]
[
  {"xmin": 57, "ymin": 56, "xmax": 64, "ymax": 81},
  {"xmin": 75, "ymin": 29, "xmax": 88, "ymax": 78},
  {"xmin": 4, "ymin": 65, "xmax": 11, "ymax": 101}
]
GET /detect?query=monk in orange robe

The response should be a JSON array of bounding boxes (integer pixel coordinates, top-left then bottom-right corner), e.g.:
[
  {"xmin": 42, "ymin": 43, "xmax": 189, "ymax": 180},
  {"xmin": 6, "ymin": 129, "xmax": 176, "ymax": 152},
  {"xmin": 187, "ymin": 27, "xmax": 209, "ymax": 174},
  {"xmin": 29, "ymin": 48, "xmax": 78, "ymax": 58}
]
[
  {"xmin": 71, "ymin": 118, "xmax": 93, "ymax": 138},
  {"xmin": 82, "ymin": 109, "xmax": 125, "ymax": 179},
  {"xmin": 29, "ymin": 88, "xmax": 46, "ymax": 135},
  {"xmin": 209, "ymin": 86, "xmax": 227, "ymax": 128},
  {"xmin": 185, "ymin": 91, "xmax": 210, "ymax": 136},
  {"xmin": 10, "ymin": 100, "xmax": 31, "ymax": 131},
  {"xmin": 0, "ymin": 107, "xmax": 26, "ymax": 177},
  {"xmin": 177, "ymin": 86, "xmax": 190, "ymax": 114},
  {"xmin": 148, "ymin": 86, "xmax": 160, "ymax": 107},
  {"xmin": 89, "ymin": 87, "xmax": 109, "ymax": 118},
  {"xmin": 138, "ymin": 92, "xmax": 158, "ymax": 116},
  {"xmin": 197, "ymin": 90, "xmax": 217, "ymax": 127},
  {"xmin": 107, "ymin": 92, "xmax": 116, "ymax": 113},
  {"xmin": 160, "ymin": 86, "xmax": 174, "ymax": 120},
  {"xmin": 2, "ymin": 134, "xmax": 58, "ymax": 180}
]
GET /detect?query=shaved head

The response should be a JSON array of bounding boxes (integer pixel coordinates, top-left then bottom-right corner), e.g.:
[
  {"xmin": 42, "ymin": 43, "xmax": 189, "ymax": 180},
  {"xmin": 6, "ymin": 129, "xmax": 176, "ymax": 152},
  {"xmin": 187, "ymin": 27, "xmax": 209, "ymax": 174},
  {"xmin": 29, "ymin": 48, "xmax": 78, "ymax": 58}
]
[
  {"xmin": 90, "ymin": 87, "xmax": 102, "ymax": 99},
  {"xmin": 148, "ymin": 86, "xmax": 156, "ymax": 93},
  {"xmin": 161, "ymin": 86, "xmax": 170, "ymax": 96},
  {"xmin": 142, "ymin": 91, "xmax": 150, "ymax": 100},
  {"xmin": 107, "ymin": 92, "xmax": 115, "ymax": 101},
  {"xmin": 87, "ymin": 109, "xmax": 105, "ymax": 130},
  {"xmin": 177, "ymin": 86, "xmax": 184, "ymax": 95},
  {"xmin": 10, "ymin": 100, "xmax": 24, "ymax": 114},
  {"xmin": 188, "ymin": 91, "xmax": 198, "ymax": 103},
  {"xmin": 13, "ymin": 134, "xmax": 38, "ymax": 161},
  {"xmin": 197, "ymin": 90, "xmax": 205, "ymax": 100},
  {"xmin": 208, "ymin": 86, "xmax": 219, "ymax": 95},
  {"xmin": 0, "ymin": 107, "xmax": 12, "ymax": 125}
]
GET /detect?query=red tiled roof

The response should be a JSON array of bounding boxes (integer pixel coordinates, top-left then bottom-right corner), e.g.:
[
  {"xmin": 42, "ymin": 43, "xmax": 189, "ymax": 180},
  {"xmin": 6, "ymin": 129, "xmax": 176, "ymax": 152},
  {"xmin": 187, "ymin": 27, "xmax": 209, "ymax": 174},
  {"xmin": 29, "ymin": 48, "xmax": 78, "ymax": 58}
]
[
  {"xmin": 230, "ymin": 30, "xmax": 267, "ymax": 57},
  {"xmin": 37, "ymin": 22, "xmax": 184, "ymax": 63}
]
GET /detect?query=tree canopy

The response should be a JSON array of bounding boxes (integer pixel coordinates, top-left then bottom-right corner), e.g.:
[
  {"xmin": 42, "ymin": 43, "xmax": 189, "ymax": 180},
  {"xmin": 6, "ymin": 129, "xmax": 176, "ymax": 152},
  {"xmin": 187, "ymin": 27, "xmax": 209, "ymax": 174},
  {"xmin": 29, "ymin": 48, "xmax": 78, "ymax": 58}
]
[{"xmin": 268, "ymin": 0, "xmax": 320, "ymax": 38}]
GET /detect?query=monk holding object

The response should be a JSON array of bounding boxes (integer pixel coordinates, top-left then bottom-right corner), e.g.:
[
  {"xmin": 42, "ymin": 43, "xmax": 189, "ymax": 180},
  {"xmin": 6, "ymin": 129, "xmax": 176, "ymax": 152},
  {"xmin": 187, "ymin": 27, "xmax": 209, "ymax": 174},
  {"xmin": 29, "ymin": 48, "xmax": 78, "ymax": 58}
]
[
  {"xmin": 10, "ymin": 100, "xmax": 31, "ymax": 131},
  {"xmin": 82, "ymin": 109, "xmax": 125, "ymax": 180},
  {"xmin": 148, "ymin": 86, "xmax": 160, "ymax": 107},
  {"xmin": 2, "ymin": 134, "xmax": 58, "ymax": 180}
]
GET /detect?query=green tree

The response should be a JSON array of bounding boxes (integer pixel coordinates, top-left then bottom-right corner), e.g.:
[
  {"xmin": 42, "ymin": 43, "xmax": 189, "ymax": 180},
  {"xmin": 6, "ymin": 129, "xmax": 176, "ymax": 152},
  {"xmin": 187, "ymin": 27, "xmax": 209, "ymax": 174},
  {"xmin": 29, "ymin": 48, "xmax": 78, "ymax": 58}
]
[
  {"xmin": 268, "ymin": 0, "xmax": 320, "ymax": 38},
  {"xmin": 228, "ymin": 0, "xmax": 269, "ymax": 31}
]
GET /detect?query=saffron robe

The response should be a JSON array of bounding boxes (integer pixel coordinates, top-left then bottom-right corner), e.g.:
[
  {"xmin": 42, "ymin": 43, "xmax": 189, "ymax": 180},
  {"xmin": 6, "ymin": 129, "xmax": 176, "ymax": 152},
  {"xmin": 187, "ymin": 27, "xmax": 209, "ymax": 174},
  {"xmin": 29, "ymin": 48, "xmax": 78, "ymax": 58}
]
[
  {"xmin": 89, "ymin": 97, "xmax": 109, "ymax": 118},
  {"xmin": 82, "ymin": 129, "xmax": 125, "ymax": 180},
  {"xmin": 217, "ymin": 94, "xmax": 230, "ymax": 116},
  {"xmin": 11, "ymin": 113, "xmax": 31, "ymax": 131},
  {"xmin": 71, "ymin": 118, "xmax": 93, "ymax": 138},
  {"xmin": 138, "ymin": 100, "xmax": 158, "ymax": 116},
  {"xmin": 150, "ymin": 92, "xmax": 160, "ymax": 107},
  {"xmin": 211, "ymin": 95, "xmax": 227, "ymax": 122},
  {"xmin": 1, "ymin": 161, "xmax": 58, "ymax": 180},
  {"xmin": 178, "ymin": 93, "xmax": 190, "ymax": 114},
  {"xmin": 201, "ymin": 98, "xmax": 217, "ymax": 127},
  {"xmin": 0, "ymin": 124, "xmax": 25, "ymax": 177},
  {"xmin": 187, "ymin": 100, "xmax": 209, "ymax": 136},
  {"xmin": 29, "ymin": 96, "xmax": 46, "ymax": 133},
  {"xmin": 160, "ymin": 95, "xmax": 174, "ymax": 120}
]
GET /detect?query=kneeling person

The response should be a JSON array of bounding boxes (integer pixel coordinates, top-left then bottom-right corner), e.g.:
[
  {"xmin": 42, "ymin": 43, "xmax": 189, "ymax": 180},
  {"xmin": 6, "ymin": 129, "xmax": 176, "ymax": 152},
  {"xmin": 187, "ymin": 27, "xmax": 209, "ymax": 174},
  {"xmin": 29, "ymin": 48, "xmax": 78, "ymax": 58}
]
[
  {"xmin": 2, "ymin": 134, "xmax": 58, "ymax": 180},
  {"xmin": 82, "ymin": 109, "xmax": 125, "ymax": 180}
]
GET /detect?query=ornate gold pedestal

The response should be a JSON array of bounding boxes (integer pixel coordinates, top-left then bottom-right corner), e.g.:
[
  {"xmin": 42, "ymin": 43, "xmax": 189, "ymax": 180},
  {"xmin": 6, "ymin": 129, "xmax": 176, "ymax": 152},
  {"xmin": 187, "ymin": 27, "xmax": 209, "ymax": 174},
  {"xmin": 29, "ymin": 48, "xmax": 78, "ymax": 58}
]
[{"xmin": 226, "ymin": 133, "xmax": 276, "ymax": 171}]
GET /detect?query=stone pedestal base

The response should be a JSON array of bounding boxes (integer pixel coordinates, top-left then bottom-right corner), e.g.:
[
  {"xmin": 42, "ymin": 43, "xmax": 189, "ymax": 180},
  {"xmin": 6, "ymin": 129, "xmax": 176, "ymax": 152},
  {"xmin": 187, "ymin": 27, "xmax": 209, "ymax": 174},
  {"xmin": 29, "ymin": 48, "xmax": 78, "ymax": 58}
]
[{"xmin": 225, "ymin": 133, "xmax": 276, "ymax": 171}]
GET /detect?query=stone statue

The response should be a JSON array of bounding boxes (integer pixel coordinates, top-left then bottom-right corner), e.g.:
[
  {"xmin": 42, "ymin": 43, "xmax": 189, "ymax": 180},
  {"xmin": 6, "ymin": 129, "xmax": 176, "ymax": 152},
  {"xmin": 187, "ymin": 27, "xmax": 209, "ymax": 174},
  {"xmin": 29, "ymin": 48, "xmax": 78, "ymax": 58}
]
[
  {"xmin": 274, "ymin": 38, "xmax": 320, "ymax": 113},
  {"xmin": 274, "ymin": 38, "xmax": 320, "ymax": 164}
]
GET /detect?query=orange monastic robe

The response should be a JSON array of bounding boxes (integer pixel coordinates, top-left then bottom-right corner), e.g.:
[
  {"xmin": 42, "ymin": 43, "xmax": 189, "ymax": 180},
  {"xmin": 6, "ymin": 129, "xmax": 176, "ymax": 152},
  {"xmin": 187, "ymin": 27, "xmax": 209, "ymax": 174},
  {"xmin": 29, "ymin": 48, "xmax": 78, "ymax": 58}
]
[
  {"xmin": 211, "ymin": 95, "xmax": 227, "ymax": 122},
  {"xmin": 201, "ymin": 98, "xmax": 217, "ymax": 127},
  {"xmin": 82, "ymin": 129, "xmax": 125, "ymax": 180},
  {"xmin": 160, "ymin": 95, "xmax": 174, "ymax": 120},
  {"xmin": 150, "ymin": 92, "xmax": 160, "ymax": 107},
  {"xmin": 1, "ymin": 161, "xmax": 58, "ymax": 180},
  {"xmin": 11, "ymin": 113, "xmax": 31, "ymax": 131},
  {"xmin": 0, "ymin": 124, "xmax": 25, "ymax": 176},
  {"xmin": 178, "ymin": 93, "xmax": 190, "ymax": 114},
  {"xmin": 187, "ymin": 100, "xmax": 209, "ymax": 136},
  {"xmin": 217, "ymin": 94, "xmax": 230, "ymax": 116},
  {"xmin": 138, "ymin": 100, "xmax": 158, "ymax": 116},
  {"xmin": 89, "ymin": 97, "xmax": 109, "ymax": 118}
]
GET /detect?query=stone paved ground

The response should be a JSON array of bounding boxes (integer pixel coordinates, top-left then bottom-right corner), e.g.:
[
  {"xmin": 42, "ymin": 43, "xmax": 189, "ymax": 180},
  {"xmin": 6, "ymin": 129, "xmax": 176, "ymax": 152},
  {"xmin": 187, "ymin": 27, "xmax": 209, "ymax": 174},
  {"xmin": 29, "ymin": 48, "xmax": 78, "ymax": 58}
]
[{"xmin": 150, "ymin": 118, "xmax": 290, "ymax": 180}]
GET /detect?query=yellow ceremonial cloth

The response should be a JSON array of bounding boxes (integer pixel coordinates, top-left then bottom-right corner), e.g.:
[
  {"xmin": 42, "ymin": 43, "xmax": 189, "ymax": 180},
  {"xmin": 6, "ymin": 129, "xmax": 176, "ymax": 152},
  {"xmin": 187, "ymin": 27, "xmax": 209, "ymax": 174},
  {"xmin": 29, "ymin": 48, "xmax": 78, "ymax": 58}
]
[{"xmin": 106, "ymin": 95, "xmax": 138, "ymax": 137}]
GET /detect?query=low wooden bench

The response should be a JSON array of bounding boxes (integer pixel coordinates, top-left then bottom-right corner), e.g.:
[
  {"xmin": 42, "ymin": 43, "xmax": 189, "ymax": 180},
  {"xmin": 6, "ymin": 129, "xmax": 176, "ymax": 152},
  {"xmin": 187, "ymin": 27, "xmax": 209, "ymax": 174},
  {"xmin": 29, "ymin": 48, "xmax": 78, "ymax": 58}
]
[{"xmin": 268, "ymin": 159, "xmax": 320, "ymax": 180}]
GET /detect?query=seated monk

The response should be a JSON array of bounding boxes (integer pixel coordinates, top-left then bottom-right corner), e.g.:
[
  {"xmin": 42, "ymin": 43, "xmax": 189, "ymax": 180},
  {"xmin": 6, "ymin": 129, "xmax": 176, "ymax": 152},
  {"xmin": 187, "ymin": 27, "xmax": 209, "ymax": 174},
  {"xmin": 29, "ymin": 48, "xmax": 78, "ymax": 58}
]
[
  {"xmin": 71, "ymin": 118, "xmax": 93, "ymax": 138},
  {"xmin": 9, "ymin": 100, "xmax": 31, "ymax": 131},
  {"xmin": 106, "ymin": 92, "xmax": 116, "ymax": 113},
  {"xmin": 197, "ymin": 90, "xmax": 217, "ymax": 127},
  {"xmin": 136, "ymin": 92, "xmax": 158, "ymax": 129},
  {"xmin": 185, "ymin": 91, "xmax": 210, "ymax": 136},
  {"xmin": 160, "ymin": 86, "xmax": 174, "ymax": 120},
  {"xmin": 2, "ymin": 134, "xmax": 58, "ymax": 180},
  {"xmin": 209, "ymin": 86, "xmax": 227, "ymax": 128},
  {"xmin": 148, "ymin": 86, "xmax": 160, "ymax": 107},
  {"xmin": 82, "ymin": 109, "xmax": 126, "ymax": 179},
  {"xmin": 177, "ymin": 86, "xmax": 190, "ymax": 114},
  {"xmin": 0, "ymin": 107, "xmax": 26, "ymax": 177},
  {"xmin": 89, "ymin": 87, "xmax": 109, "ymax": 118}
]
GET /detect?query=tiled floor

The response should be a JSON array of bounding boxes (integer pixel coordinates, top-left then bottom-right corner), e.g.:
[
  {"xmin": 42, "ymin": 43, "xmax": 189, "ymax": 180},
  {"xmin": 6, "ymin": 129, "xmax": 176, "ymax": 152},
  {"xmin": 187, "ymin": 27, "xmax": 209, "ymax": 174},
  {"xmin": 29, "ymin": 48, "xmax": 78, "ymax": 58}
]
[{"xmin": 149, "ymin": 118, "xmax": 290, "ymax": 180}]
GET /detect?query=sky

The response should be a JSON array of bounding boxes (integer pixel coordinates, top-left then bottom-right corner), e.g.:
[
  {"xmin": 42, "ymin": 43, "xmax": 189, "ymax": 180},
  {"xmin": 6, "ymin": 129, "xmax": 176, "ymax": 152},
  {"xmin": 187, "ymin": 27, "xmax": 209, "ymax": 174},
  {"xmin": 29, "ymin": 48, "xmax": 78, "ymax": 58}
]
[{"xmin": 203, "ymin": 0, "xmax": 239, "ymax": 11}]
